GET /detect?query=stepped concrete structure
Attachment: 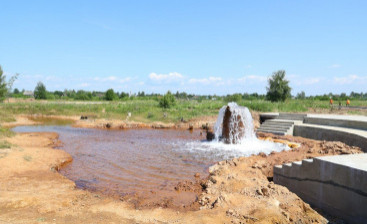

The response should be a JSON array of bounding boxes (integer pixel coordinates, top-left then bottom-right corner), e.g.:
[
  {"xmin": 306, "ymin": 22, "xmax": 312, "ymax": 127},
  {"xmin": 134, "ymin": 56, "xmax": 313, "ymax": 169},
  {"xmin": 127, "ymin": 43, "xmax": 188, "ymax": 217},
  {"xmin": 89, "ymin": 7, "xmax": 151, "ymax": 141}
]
[
  {"xmin": 259, "ymin": 113, "xmax": 367, "ymax": 223},
  {"xmin": 257, "ymin": 113, "xmax": 305, "ymax": 135},
  {"xmin": 257, "ymin": 119, "xmax": 297, "ymax": 135},
  {"xmin": 274, "ymin": 154, "xmax": 367, "ymax": 224},
  {"xmin": 258, "ymin": 113, "xmax": 367, "ymax": 152}
]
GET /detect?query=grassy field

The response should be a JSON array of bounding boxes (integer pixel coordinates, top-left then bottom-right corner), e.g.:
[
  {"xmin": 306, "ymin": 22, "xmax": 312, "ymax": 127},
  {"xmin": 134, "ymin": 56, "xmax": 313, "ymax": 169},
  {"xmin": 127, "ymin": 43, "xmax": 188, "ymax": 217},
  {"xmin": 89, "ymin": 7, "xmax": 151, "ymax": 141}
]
[{"xmin": 0, "ymin": 99, "xmax": 366, "ymax": 124}]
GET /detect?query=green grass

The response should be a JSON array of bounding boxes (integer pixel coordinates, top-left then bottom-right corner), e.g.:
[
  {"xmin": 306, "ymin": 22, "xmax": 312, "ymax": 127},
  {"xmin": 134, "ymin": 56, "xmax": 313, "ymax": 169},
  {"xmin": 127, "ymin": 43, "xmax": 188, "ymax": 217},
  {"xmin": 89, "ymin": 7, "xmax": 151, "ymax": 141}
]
[
  {"xmin": 0, "ymin": 126, "xmax": 15, "ymax": 138},
  {"xmin": 0, "ymin": 140, "xmax": 11, "ymax": 159},
  {"xmin": 0, "ymin": 99, "xmax": 366, "ymax": 124},
  {"xmin": 0, "ymin": 140, "xmax": 11, "ymax": 149},
  {"xmin": 0, "ymin": 109, "xmax": 16, "ymax": 123}
]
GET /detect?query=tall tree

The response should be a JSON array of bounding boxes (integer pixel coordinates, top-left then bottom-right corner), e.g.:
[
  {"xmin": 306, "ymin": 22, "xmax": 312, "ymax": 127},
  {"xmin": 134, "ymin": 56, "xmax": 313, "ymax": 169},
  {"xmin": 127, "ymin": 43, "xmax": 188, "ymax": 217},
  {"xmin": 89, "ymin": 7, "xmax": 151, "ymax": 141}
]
[
  {"xmin": 0, "ymin": 66, "xmax": 6, "ymax": 102},
  {"xmin": 266, "ymin": 70, "xmax": 291, "ymax": 102},
  {"xmin": 0, "ymin": 66, "xmax": 18, "ymax": 102},
  {"xmin": 34, "ymin": 82, "xmax": 47, "ymax": 99}
]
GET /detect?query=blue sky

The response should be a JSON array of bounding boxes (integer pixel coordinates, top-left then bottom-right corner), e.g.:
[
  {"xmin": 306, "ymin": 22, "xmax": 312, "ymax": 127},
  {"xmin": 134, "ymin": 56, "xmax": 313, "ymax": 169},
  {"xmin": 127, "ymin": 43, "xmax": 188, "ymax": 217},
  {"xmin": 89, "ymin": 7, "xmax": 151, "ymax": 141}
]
[{"xmin": 1, "ymin": 0, "xmax": 366, "ymax": 95}]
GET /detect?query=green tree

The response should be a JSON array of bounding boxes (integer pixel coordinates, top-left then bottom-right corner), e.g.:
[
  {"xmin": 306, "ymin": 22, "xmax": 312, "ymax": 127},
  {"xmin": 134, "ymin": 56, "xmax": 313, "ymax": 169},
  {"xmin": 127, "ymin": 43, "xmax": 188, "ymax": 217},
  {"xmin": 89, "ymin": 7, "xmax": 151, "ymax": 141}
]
[
  {"xmin": 0, "ymin": 66, "xmax": 6, "ymax": 102},
  {"xmin": 34, "ymin": 82, "xmax": 47, "ymax": 99},
  {"xmin": 13, "ymin": 88, "xmax": 20, "ymax": 94},
  {"xmin": 159, "ymin": 91, "xmax": 176, "ymax": 108},
  {"xmin": 105, "ymin": 89, "xmax": 115, "ymax": 101},
  {"xmin": 224, "ymin": 93, "xmax": 242, "ymax": 103},
  {"xmin": 0, "ymin": 66, "xmax": 19, "ymax": 102},
  {"xmin": 119, "ymin": 91, "xmax": 129, "ymax": 99},
  {"xmin": 296, "ymin": 91, "xmax": 306, "ymax": 99},
  {"xmin": 75, "ymin": 90, "xmax": 92, "ymax": 100},
  {"xmin": 266, "ymin": 70, "xmax": 291, "ymax": 102},
  {"xmin": 54, "ymin": 90, "xmax": 63, "ymax": 98}
]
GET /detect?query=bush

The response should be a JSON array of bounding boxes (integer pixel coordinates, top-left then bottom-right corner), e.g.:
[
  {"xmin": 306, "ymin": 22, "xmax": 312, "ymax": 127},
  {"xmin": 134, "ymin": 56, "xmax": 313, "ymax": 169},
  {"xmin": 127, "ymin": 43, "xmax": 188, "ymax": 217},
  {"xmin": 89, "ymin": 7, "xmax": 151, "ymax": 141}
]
[
  {"xmin": 296, "ymin": 91, "xmax": 306, "ymax": 99},
  {"xmin": 75, "ymin": 90, "xmax": 92, "ymax": 101},
  {"xmin": 120, "ymin": 92, "xmax": 129, "ymax": 99},
  {"xmin": 159, "ymin": 91, "xmax": 176, "ymax": 108},
  {"xmin": 224, "ymin": 93, "xmax": 242, "ymax": 103},
  {"xmin": 105, "ymin": 89, "xmax": 116, "ymax": 101},
  {"xmin": 34, "ymin": 82, "xmax": 47, "ymax": 99},
  {"xmin": 266, "ymin": 70, "xmax": 291, "ymax": 102}
]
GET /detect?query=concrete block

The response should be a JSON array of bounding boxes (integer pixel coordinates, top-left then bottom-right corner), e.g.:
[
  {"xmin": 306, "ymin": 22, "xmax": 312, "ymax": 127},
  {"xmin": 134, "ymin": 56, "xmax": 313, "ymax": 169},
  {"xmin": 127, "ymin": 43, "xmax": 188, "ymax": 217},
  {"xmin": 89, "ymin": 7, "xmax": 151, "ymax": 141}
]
[{"xmin": 274, "ymin": 154, "xmax": 367, "ymax": 224}]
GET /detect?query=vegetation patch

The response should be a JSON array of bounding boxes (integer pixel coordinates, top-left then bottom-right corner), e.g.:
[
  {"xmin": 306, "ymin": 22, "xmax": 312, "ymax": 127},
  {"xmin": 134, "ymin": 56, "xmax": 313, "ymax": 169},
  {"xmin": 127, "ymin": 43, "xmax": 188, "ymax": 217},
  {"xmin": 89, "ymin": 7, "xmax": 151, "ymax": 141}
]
[
  {"xmin": 0, "ymin": 140, "xmax": 11, "ymax": 149},
  {"xmin": 23, "ymin": 155, "xmax": 32, "ymax": 162},
  {"xmin": 0, "ymin": 126, "xmax": 15, "ymax": 138}
]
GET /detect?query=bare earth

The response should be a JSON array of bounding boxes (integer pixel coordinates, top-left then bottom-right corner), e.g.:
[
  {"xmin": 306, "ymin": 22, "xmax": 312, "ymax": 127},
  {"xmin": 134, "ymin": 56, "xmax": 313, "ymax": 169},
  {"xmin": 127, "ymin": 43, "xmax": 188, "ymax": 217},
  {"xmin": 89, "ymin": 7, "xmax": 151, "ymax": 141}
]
[{"xmin": 0, "ymin": 116, "xmax": 363, "ymax": 223}]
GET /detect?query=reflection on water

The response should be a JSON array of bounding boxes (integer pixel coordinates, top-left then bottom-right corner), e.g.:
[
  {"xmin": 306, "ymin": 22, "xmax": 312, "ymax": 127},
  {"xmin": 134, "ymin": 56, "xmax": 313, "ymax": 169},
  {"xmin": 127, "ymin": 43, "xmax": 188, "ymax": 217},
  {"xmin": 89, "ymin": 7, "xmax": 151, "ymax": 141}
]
[
  {"xmin": 28, "ymin": 117, "xmax": 75, "ymax": 126},
  {"xmin": 13, "ymin": 125, "xmax": 289, "ymax": 208}
]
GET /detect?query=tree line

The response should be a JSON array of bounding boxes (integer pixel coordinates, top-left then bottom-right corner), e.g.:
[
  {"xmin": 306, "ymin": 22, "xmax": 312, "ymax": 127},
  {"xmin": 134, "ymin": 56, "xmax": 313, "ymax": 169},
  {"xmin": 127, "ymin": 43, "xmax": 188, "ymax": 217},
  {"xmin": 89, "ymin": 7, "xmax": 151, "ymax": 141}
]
[{"xmin": 1, "ymin": 66, "xmax": 367, "ymax": 106}]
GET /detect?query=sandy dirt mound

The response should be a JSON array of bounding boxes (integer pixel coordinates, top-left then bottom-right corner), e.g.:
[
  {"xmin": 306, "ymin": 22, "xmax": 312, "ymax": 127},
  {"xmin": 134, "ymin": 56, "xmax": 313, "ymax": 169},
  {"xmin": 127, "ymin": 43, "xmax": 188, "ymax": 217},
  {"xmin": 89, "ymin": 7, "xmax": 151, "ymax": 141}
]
[{"xmin": 198, "ymin": 158, "xmax": 327, "ymax": 223}]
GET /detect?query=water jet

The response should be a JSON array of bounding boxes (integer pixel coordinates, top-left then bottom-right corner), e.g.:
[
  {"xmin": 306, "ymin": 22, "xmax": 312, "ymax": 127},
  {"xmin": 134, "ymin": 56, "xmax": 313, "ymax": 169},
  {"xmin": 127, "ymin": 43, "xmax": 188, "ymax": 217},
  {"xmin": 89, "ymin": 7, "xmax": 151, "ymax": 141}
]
[{"xmin": 212, "ymin": 102, "xmax": 255, "ymax": 144}]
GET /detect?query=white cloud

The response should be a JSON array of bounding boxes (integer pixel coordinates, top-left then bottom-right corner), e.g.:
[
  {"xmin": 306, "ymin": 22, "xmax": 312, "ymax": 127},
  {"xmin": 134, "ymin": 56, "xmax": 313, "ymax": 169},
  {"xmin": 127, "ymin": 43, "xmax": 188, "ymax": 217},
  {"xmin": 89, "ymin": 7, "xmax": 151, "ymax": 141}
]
[
  {"xmin": 287, "ymin": 74, "xmax": 322, "ymax": 86},
  {"xmin": 238, "ymin": 75, "xmax": 267, "ymax": 83},
  {"xmin": 333, "ymin": 74, "xmax": 367, "ymax": 85},
  {"xmin": 80, "ymin": 83, "xmax": 90, "ymax": 87},
  {"xmin": 188, "ymin": 76, "xmax": 222, "ymax": 85},
  {"xmin": 329, "ymin": 64, "xmax": 341, "ymax": 68},
  {"xmin": 118, "ymin": 77, "xmax": 131, "ymax": 83},
  {"xmin": 304, "ymin": 77, "xmax": 321, "ymax": 85},
  {"xmin": 149, "ymin": 72, "xmax": 184, "ymax": 83},
  {"xmin": 93, "ymin": 76, "xmax": 132, "ymax": 83},
  {"xmin": 106, "ymin": 76, "xmax": 117, "ymax": 81},
  {"xmin": 45, "ymin": 75, "xmax": 62, "ymax": 81}
]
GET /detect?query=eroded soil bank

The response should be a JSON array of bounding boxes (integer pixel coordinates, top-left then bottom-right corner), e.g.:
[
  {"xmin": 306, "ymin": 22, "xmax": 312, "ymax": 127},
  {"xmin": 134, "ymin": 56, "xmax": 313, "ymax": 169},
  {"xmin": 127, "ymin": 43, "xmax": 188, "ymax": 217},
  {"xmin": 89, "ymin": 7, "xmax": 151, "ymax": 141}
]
[{"xmin": 0, "ymin": 116, "xmax": 363, "ymax": 223}]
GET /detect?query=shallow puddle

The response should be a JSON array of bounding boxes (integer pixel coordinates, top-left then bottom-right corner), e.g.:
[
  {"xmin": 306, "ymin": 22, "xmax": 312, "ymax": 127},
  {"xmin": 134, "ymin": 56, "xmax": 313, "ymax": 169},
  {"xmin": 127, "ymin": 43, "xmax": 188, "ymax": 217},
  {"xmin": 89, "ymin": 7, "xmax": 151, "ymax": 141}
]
[
  {"xmin": 13, "ymin": 125, "xmax": 212, "ymax": 208},
  {"xmin": 13, "ymin": 125, "xmax": 289, "ymax": 209}
]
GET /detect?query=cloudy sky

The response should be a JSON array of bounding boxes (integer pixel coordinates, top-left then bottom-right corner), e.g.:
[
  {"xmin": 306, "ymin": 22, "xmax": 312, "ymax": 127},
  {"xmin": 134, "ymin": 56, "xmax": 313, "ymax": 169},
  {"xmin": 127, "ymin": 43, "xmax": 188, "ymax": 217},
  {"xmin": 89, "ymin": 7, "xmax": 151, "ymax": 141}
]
[{"xmin": 1, "ymin": 1, "xmax": 366, "ymax": 95}]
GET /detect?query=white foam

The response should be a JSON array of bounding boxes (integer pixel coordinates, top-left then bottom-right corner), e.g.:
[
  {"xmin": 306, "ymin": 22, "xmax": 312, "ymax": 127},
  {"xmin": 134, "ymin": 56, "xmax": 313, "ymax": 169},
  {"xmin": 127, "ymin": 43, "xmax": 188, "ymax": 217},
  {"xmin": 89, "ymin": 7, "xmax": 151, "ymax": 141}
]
[
  {"xmin": 176, "ymin": 102, "xmax": 290, "ymax": 160},
  {"xmin": 178, "ymin": 138, "xmax": 289, "ymax": 160}
]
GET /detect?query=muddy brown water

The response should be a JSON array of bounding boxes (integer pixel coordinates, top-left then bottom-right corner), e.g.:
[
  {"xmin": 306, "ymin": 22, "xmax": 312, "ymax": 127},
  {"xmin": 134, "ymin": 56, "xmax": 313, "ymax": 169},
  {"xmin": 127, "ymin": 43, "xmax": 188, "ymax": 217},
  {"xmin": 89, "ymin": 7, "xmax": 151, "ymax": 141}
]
[{"xmin": 13, "ymin": 125, "xmax": 221, "ymax": 208}]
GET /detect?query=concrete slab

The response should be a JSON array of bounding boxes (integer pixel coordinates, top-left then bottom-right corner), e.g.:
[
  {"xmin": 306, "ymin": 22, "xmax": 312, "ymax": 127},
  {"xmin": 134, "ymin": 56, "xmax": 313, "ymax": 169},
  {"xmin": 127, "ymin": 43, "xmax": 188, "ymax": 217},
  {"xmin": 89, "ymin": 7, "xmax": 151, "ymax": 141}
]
[
  {"xmin": 294, "ymin": 123, "xmax": 367, "ymax": 152},
  {"xmin": 274, "ymin": 153, "xmax": 367, "ymax": 224},
  {"xmin": 260, "ymin": 112, "xmax": 279, "ymax": 116},
  {"xmin": 305, "ymin": 114, "xmax": 367, "ymax": 131},
  {"xmin": 307, "ymin": 114, "xmax": 367, "ymax": 122},
  {"xmin": 317, "ymin": 153, "xmax": 367, "ymax": 172},
  {"xmin": 298, "ymin": 123, "xmax": 367, "ymax": 138}
]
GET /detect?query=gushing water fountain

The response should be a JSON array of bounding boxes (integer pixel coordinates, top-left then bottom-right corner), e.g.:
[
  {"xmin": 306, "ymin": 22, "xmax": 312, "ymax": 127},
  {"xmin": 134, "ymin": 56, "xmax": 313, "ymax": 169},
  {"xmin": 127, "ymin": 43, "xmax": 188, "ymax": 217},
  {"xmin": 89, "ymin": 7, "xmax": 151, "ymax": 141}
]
[{"xmin": 213, "ymin": 102, "xmax": 255, "ymax": 144}]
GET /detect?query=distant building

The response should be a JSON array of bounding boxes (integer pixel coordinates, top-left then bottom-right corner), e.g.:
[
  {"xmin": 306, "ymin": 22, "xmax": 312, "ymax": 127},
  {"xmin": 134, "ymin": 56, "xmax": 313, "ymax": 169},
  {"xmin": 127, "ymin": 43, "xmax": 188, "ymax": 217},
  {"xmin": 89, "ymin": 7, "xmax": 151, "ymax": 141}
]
[{"xmin": 23, "ymin": 91, "xmax": 34, "ymax": 97}]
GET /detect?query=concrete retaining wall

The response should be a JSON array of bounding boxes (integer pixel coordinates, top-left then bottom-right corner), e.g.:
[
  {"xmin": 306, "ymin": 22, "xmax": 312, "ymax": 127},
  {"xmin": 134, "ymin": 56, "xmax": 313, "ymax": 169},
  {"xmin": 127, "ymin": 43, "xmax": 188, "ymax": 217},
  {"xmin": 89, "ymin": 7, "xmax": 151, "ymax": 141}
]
[
  {"xmin": 293, "ymin": 125, "xmax": 367, "ymax": 152},
  {"xmin": 305, "ymin": 116, "xmax": 367, "ymax": 131},
  {"xmin": 274, "ymin": 154, "xmax": 367, "ymax": 224}
]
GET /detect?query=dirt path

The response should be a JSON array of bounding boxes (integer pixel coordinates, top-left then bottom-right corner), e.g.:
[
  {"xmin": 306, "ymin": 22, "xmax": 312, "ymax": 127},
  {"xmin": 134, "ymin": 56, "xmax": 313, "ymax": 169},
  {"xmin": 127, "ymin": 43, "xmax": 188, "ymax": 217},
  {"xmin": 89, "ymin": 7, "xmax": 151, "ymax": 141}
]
[{"xmin": 0, "ymin": 116, "xmax": 362, "ymax": 223}]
